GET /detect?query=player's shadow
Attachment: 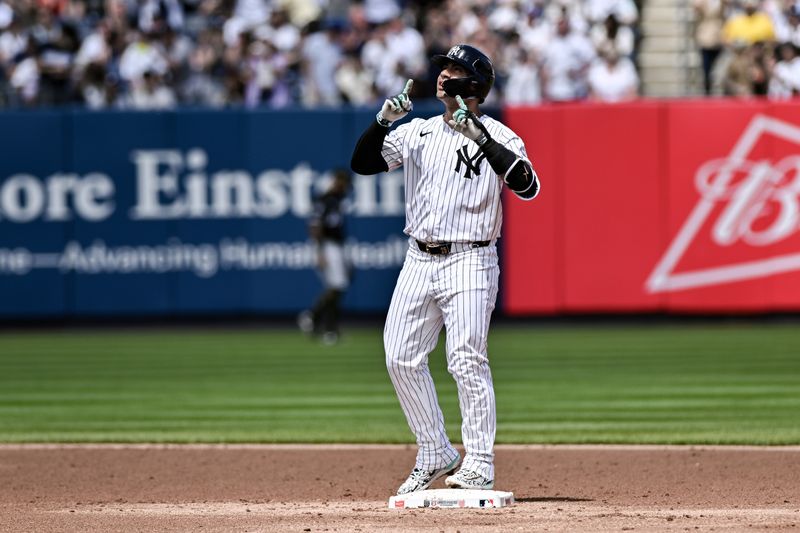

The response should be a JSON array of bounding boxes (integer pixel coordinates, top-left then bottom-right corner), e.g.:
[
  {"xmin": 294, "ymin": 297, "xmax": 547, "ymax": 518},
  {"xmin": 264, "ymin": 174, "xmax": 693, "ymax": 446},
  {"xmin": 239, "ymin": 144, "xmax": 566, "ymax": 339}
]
[{"xmin": 515, "ymin": 497, "xmax": 593, "ymax": 503}]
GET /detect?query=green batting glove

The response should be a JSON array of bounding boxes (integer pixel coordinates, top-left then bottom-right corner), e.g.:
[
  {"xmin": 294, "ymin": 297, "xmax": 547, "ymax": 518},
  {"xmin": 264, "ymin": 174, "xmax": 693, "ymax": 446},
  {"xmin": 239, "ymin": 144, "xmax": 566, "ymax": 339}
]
[
  {"xmin": 453, "ymin": 95, "xmax": 469, "ymax": 125},
  {"xmin": 449, "ymin": 95, "xmax": 490, "ymax": 144},
  {"xmin": 377, "ymin": 79, "xmax": 414, "ymax": 126},
  {"xmin": 394, "ymin": 79, "xmax": 413, "ymax": 110}
]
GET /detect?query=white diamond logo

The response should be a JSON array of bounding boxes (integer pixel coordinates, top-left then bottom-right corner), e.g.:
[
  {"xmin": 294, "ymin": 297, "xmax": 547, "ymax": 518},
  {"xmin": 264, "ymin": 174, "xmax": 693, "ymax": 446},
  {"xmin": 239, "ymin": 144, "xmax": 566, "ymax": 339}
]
[{"xmin": 647, "ymin": 114, "xmax": 800, "ymax": 293}]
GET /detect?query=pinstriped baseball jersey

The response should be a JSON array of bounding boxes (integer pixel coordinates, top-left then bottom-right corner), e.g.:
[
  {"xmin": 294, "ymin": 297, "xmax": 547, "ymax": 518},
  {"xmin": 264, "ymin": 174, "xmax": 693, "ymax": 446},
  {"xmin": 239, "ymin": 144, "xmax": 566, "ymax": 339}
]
[
  {"xmin": 381, "ymin": 114, "xmax": 536, "ymax": 243},
  {"xmin": 380, "ymin": 110, "xmax": 537, "ymax": 487}
]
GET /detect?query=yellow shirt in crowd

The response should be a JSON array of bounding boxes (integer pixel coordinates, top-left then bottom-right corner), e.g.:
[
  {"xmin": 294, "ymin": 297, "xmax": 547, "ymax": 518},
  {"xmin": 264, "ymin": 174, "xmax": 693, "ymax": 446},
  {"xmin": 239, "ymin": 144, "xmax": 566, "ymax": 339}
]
[{"xmin": 723, "ymin": 12, "xmax": 776, "ymax": 44}]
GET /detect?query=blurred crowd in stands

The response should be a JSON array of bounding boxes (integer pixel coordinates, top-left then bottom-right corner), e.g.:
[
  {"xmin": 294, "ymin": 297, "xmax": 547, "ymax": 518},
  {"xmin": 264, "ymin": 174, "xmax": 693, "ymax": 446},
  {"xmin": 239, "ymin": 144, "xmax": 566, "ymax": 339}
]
[
  {"xmin": 695, "ymin": 0, "xmax": 800, "ymax": 98},
  {"xmin": 0, "ymin": 0, "xmax": 644, "ymax": 109}
]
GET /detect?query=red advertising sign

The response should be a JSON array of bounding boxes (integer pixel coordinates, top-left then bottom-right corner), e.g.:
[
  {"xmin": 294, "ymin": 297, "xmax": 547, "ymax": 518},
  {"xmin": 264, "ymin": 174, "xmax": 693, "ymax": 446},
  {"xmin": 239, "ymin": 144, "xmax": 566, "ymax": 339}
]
[
  {"xmin": 657, "ymin": 101, "xmax": 800, "ymax": 312},
  {"xmin": 503, "ymin": 107, "xmax": 561, "ymax": 314},
  {"xmin": 502, "ymin": 100, "xmax": 800, "ymax": 314}
]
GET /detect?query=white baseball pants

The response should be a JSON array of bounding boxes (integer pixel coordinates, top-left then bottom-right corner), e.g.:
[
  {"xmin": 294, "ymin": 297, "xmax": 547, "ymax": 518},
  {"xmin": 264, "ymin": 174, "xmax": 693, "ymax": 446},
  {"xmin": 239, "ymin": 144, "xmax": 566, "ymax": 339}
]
[
  {"xmin": 319, "ymin": 241, "xmax": 349, "ymax": 290},
  {"xmin": 384, "ymin": 241, "xmax": 499, "ymax": 480}
]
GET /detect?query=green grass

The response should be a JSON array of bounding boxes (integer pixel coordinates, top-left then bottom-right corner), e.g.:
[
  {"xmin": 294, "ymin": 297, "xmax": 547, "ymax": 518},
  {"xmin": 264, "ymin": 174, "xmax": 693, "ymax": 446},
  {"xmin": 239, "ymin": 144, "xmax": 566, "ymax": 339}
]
[{"xmin": 0, "ymin": 323, "xmax": 798, "ymax": 444}]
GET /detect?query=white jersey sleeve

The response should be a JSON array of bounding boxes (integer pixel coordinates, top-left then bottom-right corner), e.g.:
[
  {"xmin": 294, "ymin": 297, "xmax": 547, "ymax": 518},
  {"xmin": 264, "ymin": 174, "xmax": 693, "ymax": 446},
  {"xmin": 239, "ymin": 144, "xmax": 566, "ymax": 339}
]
[{"xmin": 381, "ymin": 119, "xmax": 424, "ymax": 171}]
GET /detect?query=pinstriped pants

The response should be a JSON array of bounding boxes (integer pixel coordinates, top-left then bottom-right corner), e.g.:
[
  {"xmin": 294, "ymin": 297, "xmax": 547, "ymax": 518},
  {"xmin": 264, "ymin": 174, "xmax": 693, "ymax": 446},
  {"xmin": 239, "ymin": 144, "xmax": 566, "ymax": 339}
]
[{"xmin": 384, "ymin": 242, "xmax": 499, "ymax": 480}]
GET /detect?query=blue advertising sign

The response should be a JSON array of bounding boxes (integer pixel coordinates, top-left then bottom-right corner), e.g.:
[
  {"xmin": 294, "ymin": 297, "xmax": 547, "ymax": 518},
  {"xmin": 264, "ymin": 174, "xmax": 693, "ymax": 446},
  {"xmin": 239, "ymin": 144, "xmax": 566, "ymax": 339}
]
[{"xmin": 0, "ymin": 107, "xmax": 449, "ymax": 318}]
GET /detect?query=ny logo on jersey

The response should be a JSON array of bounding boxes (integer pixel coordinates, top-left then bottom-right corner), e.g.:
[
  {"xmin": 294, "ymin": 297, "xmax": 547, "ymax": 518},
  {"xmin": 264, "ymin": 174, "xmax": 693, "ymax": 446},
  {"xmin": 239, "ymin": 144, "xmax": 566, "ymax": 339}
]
[{"xmin": 454, "ymin": 144, "xmax": 486, "ymax": 180}]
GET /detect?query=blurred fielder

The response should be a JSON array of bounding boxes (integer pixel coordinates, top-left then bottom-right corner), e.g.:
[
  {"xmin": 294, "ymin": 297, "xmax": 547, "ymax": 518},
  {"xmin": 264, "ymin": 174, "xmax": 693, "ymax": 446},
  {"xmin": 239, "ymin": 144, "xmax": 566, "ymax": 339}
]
[
  {"xmin": 350, "ymin": 44, "xmax": 540, "ymax": 494},
  {"xmin": 298, "ymin": 169, "xmax": 351, "ymax": 345}
]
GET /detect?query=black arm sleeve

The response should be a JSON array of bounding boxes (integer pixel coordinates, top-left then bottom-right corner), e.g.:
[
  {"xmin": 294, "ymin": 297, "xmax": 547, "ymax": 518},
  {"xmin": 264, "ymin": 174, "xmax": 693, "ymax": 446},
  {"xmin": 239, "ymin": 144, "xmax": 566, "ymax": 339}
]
[
  {"xmin": 351, "ymin": 121, "xmax": 390, "ymax": 175},
  {"xmin": 478, "ymin": 138, "xmax": 517, "ymax": 175}
]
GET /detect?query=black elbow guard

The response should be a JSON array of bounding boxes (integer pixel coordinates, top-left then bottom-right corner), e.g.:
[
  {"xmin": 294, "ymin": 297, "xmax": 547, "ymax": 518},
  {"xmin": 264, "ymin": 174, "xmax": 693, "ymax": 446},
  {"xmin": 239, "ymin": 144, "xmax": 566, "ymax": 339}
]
[{"xmin": 505, "ymin": 159, "xmax": 539, "ymax": 199}]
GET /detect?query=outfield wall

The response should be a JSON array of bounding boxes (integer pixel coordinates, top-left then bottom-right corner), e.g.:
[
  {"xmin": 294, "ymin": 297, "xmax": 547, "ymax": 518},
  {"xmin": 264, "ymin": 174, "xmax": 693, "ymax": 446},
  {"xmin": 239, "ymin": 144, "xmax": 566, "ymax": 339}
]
[
  {"xmin": 503, "ymin": 100, "xmax": 800, "ymax": 314},
  {"xmin": 1, "ymin": 101, "xmax": 800, "ymax": 318},
  {"xmin": 0, "ymin": 107, "xmax": 418, "ymax": 317}
]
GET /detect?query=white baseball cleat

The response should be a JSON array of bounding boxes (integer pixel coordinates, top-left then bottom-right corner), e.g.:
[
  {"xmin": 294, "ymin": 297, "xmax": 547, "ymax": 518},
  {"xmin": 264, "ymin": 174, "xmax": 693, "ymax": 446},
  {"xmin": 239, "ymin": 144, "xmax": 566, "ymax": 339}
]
[
  {"xmin": 297, "ymin": 311, "xmax": 314, "ymax": 335},
  {"xmin": 445, "ymin": 469, "xmax": 494, "ymax": 490},
  {"xmin": 321, "ymin": 331, "xmax": 339, "ymax": 345},
  {"xmin": 396, "ymin": 456, "xmax": 461, "ymax": 495}
]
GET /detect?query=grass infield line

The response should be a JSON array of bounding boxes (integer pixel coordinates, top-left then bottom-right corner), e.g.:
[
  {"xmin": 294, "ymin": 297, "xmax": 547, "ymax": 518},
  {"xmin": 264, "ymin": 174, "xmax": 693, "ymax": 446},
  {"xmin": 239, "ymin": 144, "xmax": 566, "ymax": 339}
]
[
  {"xmin": 1, "ymin": 443, "xmax": 800, "ymax": 451},
  {"xmin": 2, "ymin": 325, "xmax": 799, "ymax": 444}
]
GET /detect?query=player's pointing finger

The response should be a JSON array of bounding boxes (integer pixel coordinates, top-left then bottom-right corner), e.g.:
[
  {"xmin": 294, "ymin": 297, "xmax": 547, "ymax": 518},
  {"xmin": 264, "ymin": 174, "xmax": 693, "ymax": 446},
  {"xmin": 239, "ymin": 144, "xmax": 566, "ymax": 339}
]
[
  {"xmin": 456, "ymin": 95, "xmax": 467, "ymax": 110},
  {"xmin": 403, "ymin": 79, "xmax": 414, "ymax": 95}
]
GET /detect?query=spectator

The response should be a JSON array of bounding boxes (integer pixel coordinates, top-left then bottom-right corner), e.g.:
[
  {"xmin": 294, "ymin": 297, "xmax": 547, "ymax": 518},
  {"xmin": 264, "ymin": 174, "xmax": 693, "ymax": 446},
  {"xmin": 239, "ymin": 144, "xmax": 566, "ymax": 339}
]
[
  {"xmin": 104, "ymin": 0, "xmax": 135, "ymax": 37},
  {"xmin": 362, "ymin": 0, "xmax": 400, "ymax": 25},
  {"xmin": 189, "ymin": 0, "xmax": 232, "ymax": 35},
  {"xmin": 161, "ymin": 26, "xmax": 193, "ymax": 84},
  {"xmin": 545, "ymin": 0, "xmax": 589, "ymax": 34},
  {"xmin": 30, "ymin": 7, "xmax": 64, "ymax": 50},
  {"xmin": 723, "ymin": 38, "xmax": 757, "ymax": 95},
  {"xmin": 220, "ymin": 28, "xmax": 247, "ymax": 104},
  {"xmin": 749, "ymin": 40, "xmax": 772, "ymax": 93},
  {"xmin": 0, "ymin": 1, "xmax": 12, "ymax": 30},
  {"xmin": 591, "ymin": 13, "xmax": 635, "ymax": 58},
  {"xmin": 79, "ymin": 61, "xmax": 113, "ymax": 108},
  {"xmin": 770, "ymin": 2, "xmax": 800, "ymax": 47},
  {"xmin": 223, "ymin": 0, "xmax": 269, "ymax": 47},
  {"xmin": 139, "ymin": 0, "xmax": 185, "ymax": 34},
  {"xmin": 361, "ymin": 20, "xmax": 391, "ymax": 94},
  {"xmin": 299, "ymin": 19, "xmax": 343, "ymax": 106},
  {"xmin": 385, "ymin": 17, "xmax": 425, "ymax": 76},
  {"xmin": 455, "ymin": 4, "xmax": 489, "ymax": 42},
  {"xmin": 372, "ymin": 17, "xmax": 425, "ymax": 98},
  {"xmin": 768, "ymin": 41, "xmax": 800, "ymax": 97},
  {"xmin": 540, "ymin": 15, "xmax": 596, "ymax": 101},
  {"xmin": 488, "ymin": 0, "xmax": 522, "ymax": 34},
  {"xmin": 723, "ymin": 0, "xmax": 776, "ymax": 45},
  {"xmin": 587, "ymin": 42, "xmax": 639, "ymax": 101},
  {"xmin": 693, "ymin": 0, "xmax": 725, "ymax": 94},
  {"xmin": 127, "ymin": 68, "xmax": 176, "ymax": 108},
  {"xmin": 73, "ymin": 19, "xmax": 112, "ymax": 76},
  {"xmin": 420, "ymin": 6, "xmax": 452, "ymax": 99},
  {"xmin": 119, "ymin": 30, "xmax": 169, "ymax": 85},
  {"xmin": 180, "ymin": 34, "xmax": 226, "ymax": 106},
  {"xmin": 787, "ymin": 5, "xmax": 800, "ymax": 46},
  {"xmin": 584, "ymin": 0, "xmax": 639, "ymax": 27},
  {"xmin": 9, "ymin": 41, "xmax": 40, "ymax": 106},
  {"xmin": 0, "ymin": 17, "xmax": 29, "ymax": 74},
  {"xmin": 279, "ymin": 0, "xmax": 323, "ymax": 28},
  {"xmin": 242, "ymin": 39, "xmax": 274, "ymax": 106},
  {"xmin": 340, "ymin": 2, "xmax": 369, "ymax": 54},
  {"xmin": 37, "ymin": 21, "xmax": 79, "ymax": 105},
  {"xmin": 0, "ymin": 0, "xmax": 667, "ymax": 109},
  {"xmin": 517, "ymin": 2, "xmax": 552, "ymax": 59},
  {"xmin": 504, "ymin": 47, "xmax": 543, "ymax": 104},
  {"xmin": 335, "ymin": 52, "xmax": 375, "ymax": 105},
  {"xmin": 265, "ymin": 8, "xmax": 300, "ymax": 53}
]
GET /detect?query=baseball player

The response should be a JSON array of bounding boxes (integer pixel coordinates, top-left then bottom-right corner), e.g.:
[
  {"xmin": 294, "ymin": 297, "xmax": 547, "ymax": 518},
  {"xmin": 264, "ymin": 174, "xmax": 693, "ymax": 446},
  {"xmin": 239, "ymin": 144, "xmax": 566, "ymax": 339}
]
[
  {"xmin": 350, "ymin": 44, "xmax": 540, "ymax": 494},
  {"xmin": 297, "ymin": 169, "xmax": 351, "ymax": 345}
]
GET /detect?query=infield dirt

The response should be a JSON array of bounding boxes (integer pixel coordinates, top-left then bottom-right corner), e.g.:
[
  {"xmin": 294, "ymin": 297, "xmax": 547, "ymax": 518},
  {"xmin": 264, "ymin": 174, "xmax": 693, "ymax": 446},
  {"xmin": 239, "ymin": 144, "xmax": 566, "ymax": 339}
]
[{"xmin": 0, "ymin": 444, "xmax": 798, "ymax": 532}]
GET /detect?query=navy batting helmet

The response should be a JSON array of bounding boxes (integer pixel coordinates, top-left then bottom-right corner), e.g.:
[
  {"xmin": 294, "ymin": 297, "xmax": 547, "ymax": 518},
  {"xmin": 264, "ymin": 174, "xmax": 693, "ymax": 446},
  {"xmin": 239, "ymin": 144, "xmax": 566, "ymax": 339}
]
[{"xmin": 431, "ymin": 44, "xmax": 495, "ymax": 103}]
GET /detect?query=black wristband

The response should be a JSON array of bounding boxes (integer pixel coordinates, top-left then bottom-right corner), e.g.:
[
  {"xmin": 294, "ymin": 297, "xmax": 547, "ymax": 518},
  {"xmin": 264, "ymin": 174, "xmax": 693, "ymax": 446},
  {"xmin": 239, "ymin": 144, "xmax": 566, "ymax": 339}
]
[{"xmin": 376, "ymin": 111, "xmax": 392, "ymax": 128}]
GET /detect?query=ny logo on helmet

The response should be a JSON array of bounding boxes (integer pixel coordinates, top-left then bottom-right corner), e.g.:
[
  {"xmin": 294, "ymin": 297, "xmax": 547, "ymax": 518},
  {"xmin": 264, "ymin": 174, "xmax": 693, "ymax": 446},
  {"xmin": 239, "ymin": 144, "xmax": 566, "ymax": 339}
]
[
  {"xmin": 454, "ymin": 144, "xmax": 486, "ymax": 180},
  {"xmin": 448, "ymin": 45, "xmax": 463, "ymax": 59}
]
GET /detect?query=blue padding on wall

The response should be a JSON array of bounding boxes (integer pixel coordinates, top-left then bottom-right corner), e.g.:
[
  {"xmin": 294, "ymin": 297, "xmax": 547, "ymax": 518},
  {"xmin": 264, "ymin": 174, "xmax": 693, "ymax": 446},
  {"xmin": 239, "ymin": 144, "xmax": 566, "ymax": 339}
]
[{"xmin": 2, "ymin": 107, "xmax": 474, "ymax": 318}]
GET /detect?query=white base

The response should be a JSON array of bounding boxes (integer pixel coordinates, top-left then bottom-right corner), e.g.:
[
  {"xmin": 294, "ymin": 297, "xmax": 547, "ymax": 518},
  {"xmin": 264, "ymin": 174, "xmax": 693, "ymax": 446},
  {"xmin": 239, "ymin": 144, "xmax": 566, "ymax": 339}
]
[{"xmin": 388, "ymin": 488, "xmax": 514, "ymax": 509}]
